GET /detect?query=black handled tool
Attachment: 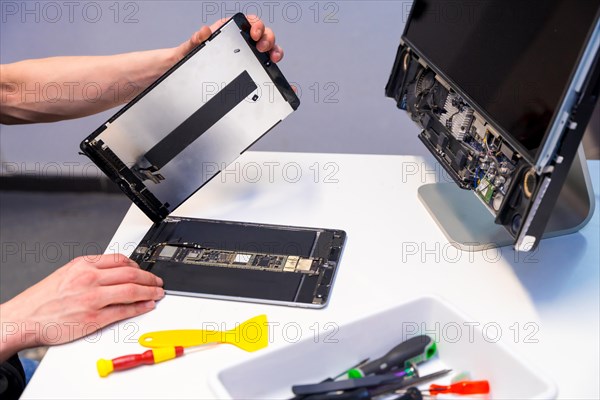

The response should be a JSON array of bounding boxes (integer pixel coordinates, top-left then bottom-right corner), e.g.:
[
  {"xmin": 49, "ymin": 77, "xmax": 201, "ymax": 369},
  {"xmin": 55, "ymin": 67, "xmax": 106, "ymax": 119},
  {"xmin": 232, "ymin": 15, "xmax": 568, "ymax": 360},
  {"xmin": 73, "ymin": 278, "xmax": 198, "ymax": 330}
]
[
  {"xmin": 292, "ymin": 368, "xmax": 448, "ymax": 396},
  {"xmin": 292, "ymin": 374, "xmax": 401, "ymax": 396},
  {"xmin": 297, "ymin": 370, "xmax": 451, "ymax": 400},
  {"xmin": 350, "ymin": 335, "xmax": 436, "ymax": 377},
  {"xmin": 290, "ymin": 358, "xmax": 369, "ymax": 400},
  {"xmin": 393, "ymin": 387, "xmax": 423, "ymax": 400},
  {"xmin": 302, "ymin": 388, "xmax": 371, "ymax": 400},
  {"xmin": 370, "ymin": 369, "xmax": 451, "ymax": 397}
]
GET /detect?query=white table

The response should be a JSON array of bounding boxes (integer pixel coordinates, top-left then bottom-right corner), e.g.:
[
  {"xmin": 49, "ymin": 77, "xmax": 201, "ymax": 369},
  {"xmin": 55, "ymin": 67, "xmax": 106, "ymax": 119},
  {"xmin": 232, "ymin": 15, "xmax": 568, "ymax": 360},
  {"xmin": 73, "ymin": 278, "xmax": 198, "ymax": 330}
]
[{"xmin": 23, "ymin": 152, "xmax": 600, "ymax": 399}]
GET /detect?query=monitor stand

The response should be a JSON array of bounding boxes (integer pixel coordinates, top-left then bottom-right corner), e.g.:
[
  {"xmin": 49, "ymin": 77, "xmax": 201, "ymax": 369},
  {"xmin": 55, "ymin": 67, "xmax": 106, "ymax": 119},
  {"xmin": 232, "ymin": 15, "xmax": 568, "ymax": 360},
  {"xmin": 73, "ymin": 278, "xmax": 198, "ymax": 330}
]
[{"xmin": 417, "ymin": 145, "xmax": 596, "ymax": 251}]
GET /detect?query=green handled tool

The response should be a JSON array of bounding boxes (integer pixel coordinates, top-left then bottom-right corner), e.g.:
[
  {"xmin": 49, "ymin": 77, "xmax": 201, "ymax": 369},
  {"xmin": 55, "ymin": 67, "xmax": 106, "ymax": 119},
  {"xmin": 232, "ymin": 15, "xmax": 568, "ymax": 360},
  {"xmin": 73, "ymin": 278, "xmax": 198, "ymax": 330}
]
[{"xmin": 348, "ymin": 335, "xmax": 437, "ymax": 378}]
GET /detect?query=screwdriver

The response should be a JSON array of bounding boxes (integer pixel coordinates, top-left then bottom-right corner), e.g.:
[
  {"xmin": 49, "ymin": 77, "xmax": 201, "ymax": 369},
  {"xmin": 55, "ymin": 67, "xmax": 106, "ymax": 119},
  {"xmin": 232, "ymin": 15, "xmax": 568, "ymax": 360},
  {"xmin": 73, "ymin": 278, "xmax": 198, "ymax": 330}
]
[
  {"xmin": 290, "ymin": 358, "xmax": 370, "ymax": 400},
  {"xmin": 394, "ymin": 387, "xmax": 423, "ymax": 400},
  {"xmin": 370, "ymin": 369, "xmax": 452, "ymax": 397},
  {"xmin": 96, "ymin": 343, "xmax": 220, "ymax": 377},
  {"xmin": 295, "ymin": 364, "xmax": 420, "ymax": 396},
  {"xmin": 429, "ymin": 380, "xmax": 490, "ymax": 395},
  {"xmin": 348, "ymin": 335, "xmax": 437, "ymax": 377},
  {"xmin": 391, "ymin": 381, "xmax": 490, "ymax": 398},
  {"xmin": 299, "ymin": 370, "xmax": 452, "ymax": 400},
  {"xmin": 97, "ymin": 347, "xmax": 184, "ymax": 377}
]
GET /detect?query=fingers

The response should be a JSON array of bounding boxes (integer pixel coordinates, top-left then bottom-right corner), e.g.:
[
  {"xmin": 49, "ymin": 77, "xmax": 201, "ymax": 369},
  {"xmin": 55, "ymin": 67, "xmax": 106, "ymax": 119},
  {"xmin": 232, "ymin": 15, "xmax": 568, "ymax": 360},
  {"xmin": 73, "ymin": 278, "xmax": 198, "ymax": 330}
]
[
  {"xmin": 270, "ymin": 44, "xmax": 284, "ymax": 63},
  {"xmin": 96, "ymin": 300, "xmax": 157, "ymax": 328},
  {"xmin": 13, "ymin": 254, "xmax": 166, "ymax": 346},
  {"xmin": 175, "ymin": 25, "xmax": 212, "ymax": 60},
  {"xmin": 191, "ymin": 26, "xmax": 212, "ymax": 47},
  {"xmin": 79, "ymin": 253, "xmax": 136, "ymax": 269},
  {"xmin": 246, "ymin": 16, "xmax": 282, "ymax": 62},
  {"xmin": 209, "ymin": 18, "xmax": 228, "ymax": 33},
  {"xmin": 96, "ymin": 266, "xmax": 163, "ymax": 288},
  {"xmin": 97, "ymin": 284, "xmax": 164, "ymax": 309},
  {"xmin": 202, "ymin": 15, "xmax": 282, "ymax": 62},
  {"xmin": 248, "ymin": 16, "xmax": 265, "ymax": 42},
  {"xmin": 257, "ymin": 27, "xmax": 275, "ymax": 52},
  {"xmin": 79, "ymin": 254, "xmax": 164, "ymax": 308}
]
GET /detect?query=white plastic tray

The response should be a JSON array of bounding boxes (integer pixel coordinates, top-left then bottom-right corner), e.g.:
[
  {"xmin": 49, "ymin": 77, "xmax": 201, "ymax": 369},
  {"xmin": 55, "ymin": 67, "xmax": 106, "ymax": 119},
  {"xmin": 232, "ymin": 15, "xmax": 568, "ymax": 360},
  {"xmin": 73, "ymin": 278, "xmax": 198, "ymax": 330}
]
[{"xmin": 209, "ymin": 296, "xmax": 557, "ymax": 399}]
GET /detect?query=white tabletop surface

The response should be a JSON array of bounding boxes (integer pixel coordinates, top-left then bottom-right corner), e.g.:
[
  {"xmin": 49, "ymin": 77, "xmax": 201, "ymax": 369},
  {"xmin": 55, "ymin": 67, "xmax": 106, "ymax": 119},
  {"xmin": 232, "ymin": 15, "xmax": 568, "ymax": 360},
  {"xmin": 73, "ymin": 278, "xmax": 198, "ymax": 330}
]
[{"xmin": 22, "ymin": 152, "xmax": 600, "ymax": 399}]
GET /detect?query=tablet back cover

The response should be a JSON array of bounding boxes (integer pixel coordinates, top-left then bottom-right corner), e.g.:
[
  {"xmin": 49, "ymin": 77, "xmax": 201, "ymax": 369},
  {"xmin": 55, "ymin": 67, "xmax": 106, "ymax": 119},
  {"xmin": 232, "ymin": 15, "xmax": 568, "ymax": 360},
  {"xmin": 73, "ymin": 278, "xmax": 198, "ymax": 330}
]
[{"xmin": 81, "ymin": 14, "xmax": 299, "ymax": 222}]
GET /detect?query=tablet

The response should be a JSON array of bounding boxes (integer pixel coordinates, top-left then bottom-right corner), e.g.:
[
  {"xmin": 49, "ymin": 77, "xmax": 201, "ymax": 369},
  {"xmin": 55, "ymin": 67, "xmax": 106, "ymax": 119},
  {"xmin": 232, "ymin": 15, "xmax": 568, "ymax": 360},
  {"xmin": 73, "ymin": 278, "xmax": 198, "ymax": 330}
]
[{"xmin": 80, "ymin": 13, "xmax": 345, "ymax": 308}]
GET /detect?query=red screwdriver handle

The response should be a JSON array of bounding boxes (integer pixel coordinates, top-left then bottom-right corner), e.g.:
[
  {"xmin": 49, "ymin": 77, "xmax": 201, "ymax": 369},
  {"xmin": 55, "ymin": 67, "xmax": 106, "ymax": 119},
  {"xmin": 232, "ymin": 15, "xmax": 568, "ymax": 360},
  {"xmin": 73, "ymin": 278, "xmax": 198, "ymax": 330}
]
[
  {"xmin": 429, "ymin": 380, "xmax": 490, "ymax": 395},
  {"xmin": 97, "ymin": 346, "xmax": 184, "ymax": 377},
  {"xmin": 112, "ymin": 350, "xmax": 156, "ymax": 371}
]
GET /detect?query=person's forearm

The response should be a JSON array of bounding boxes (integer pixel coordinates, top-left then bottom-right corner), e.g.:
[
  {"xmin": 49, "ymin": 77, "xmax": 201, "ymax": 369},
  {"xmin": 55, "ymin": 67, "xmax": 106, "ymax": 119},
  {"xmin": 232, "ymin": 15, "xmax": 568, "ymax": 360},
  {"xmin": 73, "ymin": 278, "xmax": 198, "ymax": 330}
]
[
  {"xmin": 0, "ymin": 303, "xmax": 30, "ymax": 363},
  {"xmin": 0, "ymin": 47, "xmax": 179, "ymax": 124}
]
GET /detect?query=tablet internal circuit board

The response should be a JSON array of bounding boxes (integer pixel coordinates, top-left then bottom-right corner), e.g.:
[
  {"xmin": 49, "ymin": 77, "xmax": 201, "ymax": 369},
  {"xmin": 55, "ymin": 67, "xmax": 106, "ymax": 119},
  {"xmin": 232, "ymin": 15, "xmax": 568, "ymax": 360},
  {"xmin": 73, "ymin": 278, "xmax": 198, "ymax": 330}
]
[{"xmin": 136, "ymin": 243, "xmax": 322, "ymax": 275}]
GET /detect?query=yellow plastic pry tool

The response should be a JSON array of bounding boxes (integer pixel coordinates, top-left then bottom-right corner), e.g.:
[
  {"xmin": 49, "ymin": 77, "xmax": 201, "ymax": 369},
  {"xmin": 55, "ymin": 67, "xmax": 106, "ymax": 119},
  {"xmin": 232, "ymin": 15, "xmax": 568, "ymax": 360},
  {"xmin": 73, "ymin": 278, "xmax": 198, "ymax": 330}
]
[{"xmin": 138, "ymin": 314, "xmax": 268, "ymax": 352}]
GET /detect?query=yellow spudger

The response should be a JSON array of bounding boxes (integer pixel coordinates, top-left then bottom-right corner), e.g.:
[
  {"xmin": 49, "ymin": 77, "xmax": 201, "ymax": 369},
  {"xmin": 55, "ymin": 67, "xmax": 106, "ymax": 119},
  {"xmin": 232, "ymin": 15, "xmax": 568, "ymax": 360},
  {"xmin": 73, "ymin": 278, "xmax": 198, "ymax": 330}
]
[{"xmin": 138, "ymin": 314, "xmax": 268, "ymax": 352}]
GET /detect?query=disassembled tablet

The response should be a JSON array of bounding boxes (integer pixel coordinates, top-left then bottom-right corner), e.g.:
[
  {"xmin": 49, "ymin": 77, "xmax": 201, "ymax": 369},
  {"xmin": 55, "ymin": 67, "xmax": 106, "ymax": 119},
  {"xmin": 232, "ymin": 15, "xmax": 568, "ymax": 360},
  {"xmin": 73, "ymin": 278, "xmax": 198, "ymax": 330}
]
[
  {"xmin": 129, "ymin": 218, "xmax": 345, "ymax": 307},
  {"xmin": 386, "ymin": 0, "xmax": 600, "ymax": 251},
  {"xmin": 80, "ymin": 13, "xmax": 345, "ymax": 308}
]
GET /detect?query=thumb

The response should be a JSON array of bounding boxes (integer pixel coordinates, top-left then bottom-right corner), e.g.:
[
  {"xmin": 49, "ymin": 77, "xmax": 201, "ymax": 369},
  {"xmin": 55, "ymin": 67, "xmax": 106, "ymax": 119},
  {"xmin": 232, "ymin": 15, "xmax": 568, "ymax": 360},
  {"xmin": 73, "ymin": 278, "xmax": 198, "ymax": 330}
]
[
  {"xmin": 175, "ymin": 26, "xmax": 212, "ymax": 60},
  {"xmin": 191, "ymin": 26, "xmax": 213, "ymax": 46}
]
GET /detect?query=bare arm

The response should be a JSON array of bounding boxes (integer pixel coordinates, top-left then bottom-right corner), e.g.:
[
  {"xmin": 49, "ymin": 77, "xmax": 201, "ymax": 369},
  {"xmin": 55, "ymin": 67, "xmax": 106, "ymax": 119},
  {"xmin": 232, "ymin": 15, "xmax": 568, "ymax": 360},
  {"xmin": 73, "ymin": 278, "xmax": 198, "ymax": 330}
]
[
  {"xmin": 0, "ymin": 17, "xmax": 283, "ymax": 124},
  {"xmin": 0, "ymin": 49, "xmax": 179, "ymax": 124},
  {"xmin": 0, "ymin": 15, "xmax": 283, "ymax": 363}
]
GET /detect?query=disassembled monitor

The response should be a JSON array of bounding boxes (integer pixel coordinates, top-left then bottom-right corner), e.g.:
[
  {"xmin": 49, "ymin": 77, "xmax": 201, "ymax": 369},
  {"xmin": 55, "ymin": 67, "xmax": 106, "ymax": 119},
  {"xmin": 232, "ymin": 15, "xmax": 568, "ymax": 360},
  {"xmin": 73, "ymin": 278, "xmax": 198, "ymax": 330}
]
[
  {"xmin": 81, "ymin": 13, "xmax": 345, "ymax": 308},
  {"xmin": 386, "ymin": 0, "xmax": 600, "ymax": 251}
]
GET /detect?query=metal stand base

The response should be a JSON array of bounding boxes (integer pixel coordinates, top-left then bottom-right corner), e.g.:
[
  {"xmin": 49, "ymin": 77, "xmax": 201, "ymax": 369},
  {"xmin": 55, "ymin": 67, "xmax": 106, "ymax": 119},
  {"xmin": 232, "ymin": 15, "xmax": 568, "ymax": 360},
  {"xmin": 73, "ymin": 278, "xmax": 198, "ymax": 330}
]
[{"xmin": 418, "ymin": 146, "xmax": 595, "ymax": 251}]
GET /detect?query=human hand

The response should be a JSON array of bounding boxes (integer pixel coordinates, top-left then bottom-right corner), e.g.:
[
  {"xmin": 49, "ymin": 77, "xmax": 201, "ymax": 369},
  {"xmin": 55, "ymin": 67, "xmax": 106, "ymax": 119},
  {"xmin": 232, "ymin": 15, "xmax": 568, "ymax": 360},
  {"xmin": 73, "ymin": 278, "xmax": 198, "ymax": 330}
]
[
  {"xmin": 0, "ymin": 254, "xmax": 163, "ymax": 361},
  {"xmin": 174, "ymin": 14, "xmax": 284, "ymax": 63}
]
